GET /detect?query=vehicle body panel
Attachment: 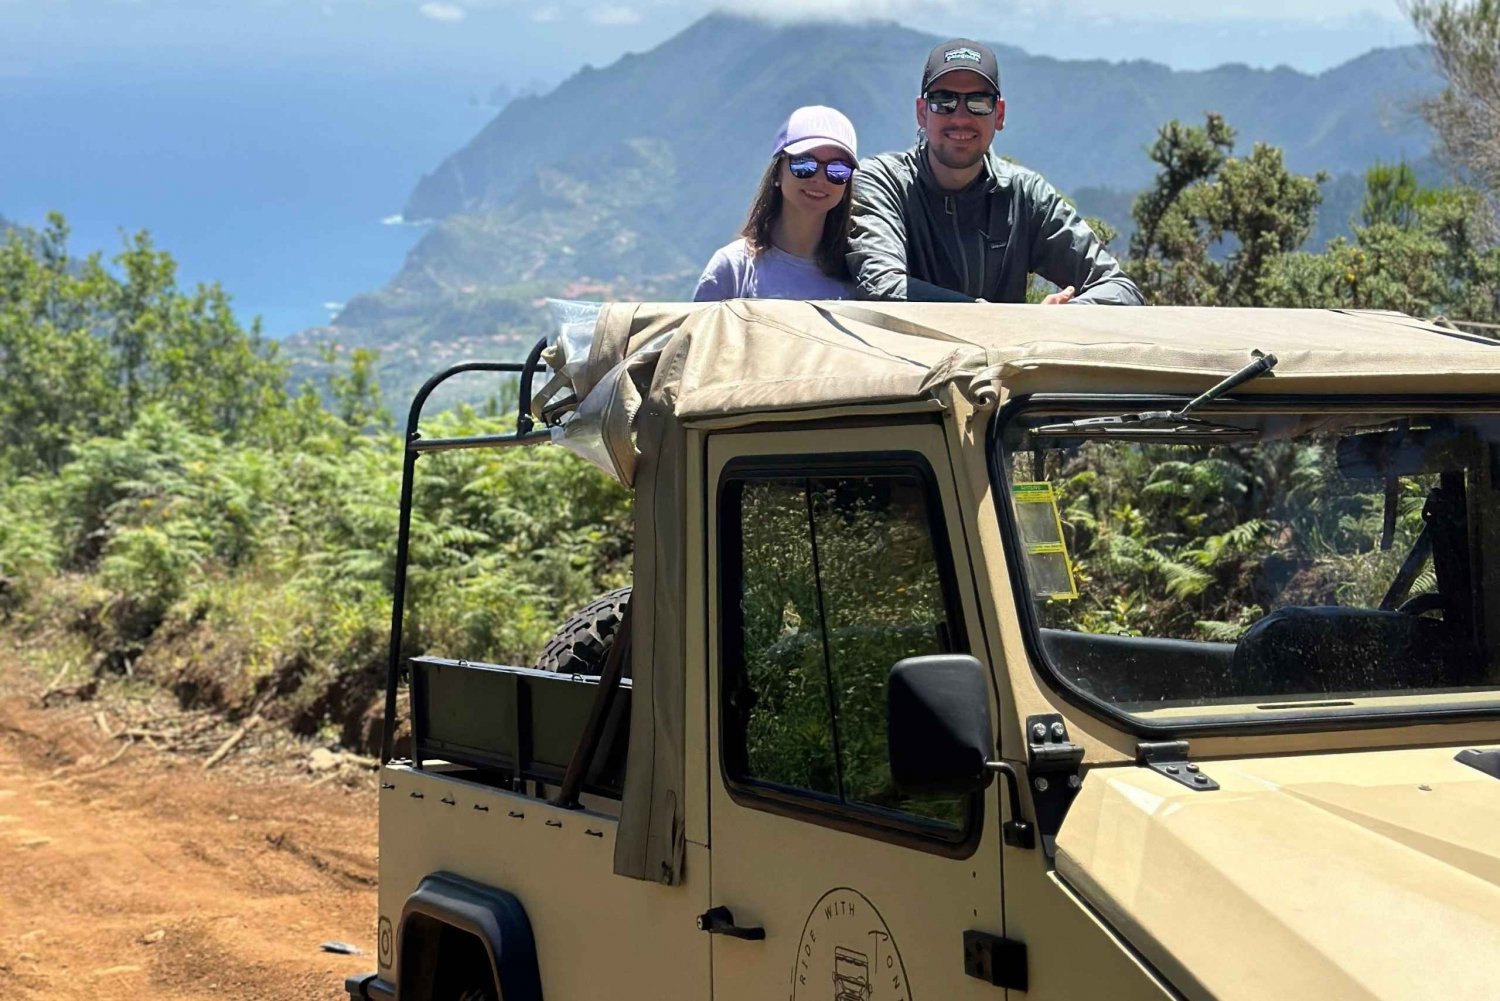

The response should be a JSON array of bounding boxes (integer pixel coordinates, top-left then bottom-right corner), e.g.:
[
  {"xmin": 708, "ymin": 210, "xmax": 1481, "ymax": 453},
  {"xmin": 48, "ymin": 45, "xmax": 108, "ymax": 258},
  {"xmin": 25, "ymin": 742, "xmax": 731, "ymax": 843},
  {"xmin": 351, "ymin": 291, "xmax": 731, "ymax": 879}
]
[
  {"xmin": 704, "ymin": 423, "xmax": 1006, "ymax": 1001},
  {"xmin": 1057, "ymin": 746, "xmax": 1500, "ymax": 1001},
  {"xmin": 375, "ymin": 764, "xmax": 709, "ymax": 998},
  {"xmin": 918, "ymin": 389, "xmax": 1206, "ymax": 999}
]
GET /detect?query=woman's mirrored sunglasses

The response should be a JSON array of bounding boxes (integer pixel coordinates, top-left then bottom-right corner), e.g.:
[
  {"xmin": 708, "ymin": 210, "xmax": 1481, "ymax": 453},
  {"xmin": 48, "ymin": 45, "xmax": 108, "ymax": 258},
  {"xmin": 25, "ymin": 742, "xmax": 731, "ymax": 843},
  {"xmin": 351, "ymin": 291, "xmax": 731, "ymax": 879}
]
[
  {"xmin": 924, "ymin": 90, "xmax": 999, "ymax": 116},
  {"xmin": 787, "ymin": 155, "xmax": 855, "ymax": 186}
]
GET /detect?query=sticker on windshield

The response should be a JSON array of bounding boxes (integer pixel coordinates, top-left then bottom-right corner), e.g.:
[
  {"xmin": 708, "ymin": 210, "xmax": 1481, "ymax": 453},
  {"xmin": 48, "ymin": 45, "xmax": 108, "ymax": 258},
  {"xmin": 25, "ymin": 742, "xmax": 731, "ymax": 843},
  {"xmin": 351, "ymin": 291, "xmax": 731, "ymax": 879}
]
[{"xmin": 1011, "ymin": 482, "xmax": 1078, "ymax": 600}]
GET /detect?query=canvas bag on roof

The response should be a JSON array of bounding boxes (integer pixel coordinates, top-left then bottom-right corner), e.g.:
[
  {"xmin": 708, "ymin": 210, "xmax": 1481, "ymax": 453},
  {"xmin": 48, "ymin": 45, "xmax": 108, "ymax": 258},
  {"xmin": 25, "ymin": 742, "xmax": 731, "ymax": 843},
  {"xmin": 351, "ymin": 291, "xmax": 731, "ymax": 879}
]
[{"xmin": 534, "ymin": 302, "xmax": 707, "ymax": 486}]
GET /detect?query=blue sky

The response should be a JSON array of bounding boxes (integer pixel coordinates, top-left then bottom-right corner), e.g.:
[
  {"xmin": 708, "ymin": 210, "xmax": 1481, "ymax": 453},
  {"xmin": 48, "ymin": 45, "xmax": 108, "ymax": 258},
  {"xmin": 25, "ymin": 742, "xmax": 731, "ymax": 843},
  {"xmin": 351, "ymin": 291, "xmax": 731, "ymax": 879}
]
[
  {"xmin": 1, "ymin": 0, "xmax": 1421, "ymax": 81},
  {"xmin": 0, "ymin": 1, "xmax": 1426, "ymax": 336}
]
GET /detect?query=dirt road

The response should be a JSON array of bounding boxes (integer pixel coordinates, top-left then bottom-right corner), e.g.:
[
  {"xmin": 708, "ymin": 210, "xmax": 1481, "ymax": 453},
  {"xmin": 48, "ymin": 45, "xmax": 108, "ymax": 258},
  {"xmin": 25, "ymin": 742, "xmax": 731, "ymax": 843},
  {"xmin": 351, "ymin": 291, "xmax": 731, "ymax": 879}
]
[{"xmin": 0, "ymin": 693, "xmax": 379, "ymax": 999}]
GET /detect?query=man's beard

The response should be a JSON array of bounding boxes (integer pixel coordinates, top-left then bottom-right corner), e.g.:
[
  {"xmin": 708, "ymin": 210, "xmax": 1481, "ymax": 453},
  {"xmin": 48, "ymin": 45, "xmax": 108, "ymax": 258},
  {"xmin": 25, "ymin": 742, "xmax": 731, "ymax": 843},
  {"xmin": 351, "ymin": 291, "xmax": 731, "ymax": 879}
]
[{"xmin": 928, "ymin": 141, "xmax": 985, "ymax": 171}]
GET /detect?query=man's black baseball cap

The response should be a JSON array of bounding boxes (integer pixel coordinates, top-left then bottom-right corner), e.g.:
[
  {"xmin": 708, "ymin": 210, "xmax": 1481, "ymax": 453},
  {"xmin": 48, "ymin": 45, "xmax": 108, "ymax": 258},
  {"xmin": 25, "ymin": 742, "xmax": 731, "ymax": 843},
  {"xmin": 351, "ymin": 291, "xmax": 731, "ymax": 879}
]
[{"xmin": 921, "ymin": 38, "xmax": 1001, "ymax": 95}]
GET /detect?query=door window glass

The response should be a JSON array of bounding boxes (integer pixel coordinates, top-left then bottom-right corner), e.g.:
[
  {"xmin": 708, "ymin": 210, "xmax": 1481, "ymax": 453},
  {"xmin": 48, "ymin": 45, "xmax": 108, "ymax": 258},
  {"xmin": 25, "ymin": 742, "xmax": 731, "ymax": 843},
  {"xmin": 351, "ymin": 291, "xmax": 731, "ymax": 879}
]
[
  {"xmin": 735, "ymin": 477, "xmax": 841, "ymax": 796},
  {"xmin": 723, "ymin": 463, "xmax": 968, "ymax": 833}
]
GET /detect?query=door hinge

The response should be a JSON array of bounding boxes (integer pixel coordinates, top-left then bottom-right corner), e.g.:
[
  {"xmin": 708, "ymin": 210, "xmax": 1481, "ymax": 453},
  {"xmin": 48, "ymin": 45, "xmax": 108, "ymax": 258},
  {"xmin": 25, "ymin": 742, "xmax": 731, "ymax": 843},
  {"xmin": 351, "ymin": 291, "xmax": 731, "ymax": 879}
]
[
  {"xmin": 1456, "ymin": 747, "xmax": 1500, "ymax": 780},
  {"xmin": 1024, "ymin": 713, "xmax": 1084, "ymax": 858},
  {"xmin": 1137, "ymin": 740, "xmax": 1219, "ymax": 790},
  {"xmin": 963, "ymin": 930, "xmax": 1027, "ymax": 991}
]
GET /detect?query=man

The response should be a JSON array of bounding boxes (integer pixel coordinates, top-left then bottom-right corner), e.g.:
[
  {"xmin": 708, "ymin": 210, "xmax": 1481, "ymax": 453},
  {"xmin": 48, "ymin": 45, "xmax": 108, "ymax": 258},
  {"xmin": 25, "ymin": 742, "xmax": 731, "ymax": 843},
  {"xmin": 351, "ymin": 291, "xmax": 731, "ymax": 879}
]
[{"xmin": 848, "ymin": 39, "xmax": 1144, "ymax": 305}]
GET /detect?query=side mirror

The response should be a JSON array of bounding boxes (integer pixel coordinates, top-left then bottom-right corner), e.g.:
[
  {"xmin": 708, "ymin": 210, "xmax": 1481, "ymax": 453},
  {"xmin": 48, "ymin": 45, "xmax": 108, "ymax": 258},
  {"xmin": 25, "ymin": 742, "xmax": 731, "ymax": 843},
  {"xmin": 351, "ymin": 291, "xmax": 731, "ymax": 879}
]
[{"xmin": 887, "ymin": 654, "xmax": 995, "ymax": 797}]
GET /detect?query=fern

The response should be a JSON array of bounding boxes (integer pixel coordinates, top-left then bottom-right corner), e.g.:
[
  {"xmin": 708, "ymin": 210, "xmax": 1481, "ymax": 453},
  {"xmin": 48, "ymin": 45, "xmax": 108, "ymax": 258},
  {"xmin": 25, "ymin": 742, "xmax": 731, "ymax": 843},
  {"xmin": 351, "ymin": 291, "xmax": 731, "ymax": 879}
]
[{"xmin": 1195, "ymin": 619, "xmax": 1249, "ymax": 641}]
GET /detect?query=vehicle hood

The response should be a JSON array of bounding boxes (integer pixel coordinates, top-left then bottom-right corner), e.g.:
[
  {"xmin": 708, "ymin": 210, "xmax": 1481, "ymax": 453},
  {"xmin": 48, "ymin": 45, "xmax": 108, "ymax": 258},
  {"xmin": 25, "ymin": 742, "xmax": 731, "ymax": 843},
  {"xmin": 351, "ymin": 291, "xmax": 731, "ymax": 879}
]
[{"xmin": 1055, "ymin": 745, "xmax": 1500, "ymax": 1001}]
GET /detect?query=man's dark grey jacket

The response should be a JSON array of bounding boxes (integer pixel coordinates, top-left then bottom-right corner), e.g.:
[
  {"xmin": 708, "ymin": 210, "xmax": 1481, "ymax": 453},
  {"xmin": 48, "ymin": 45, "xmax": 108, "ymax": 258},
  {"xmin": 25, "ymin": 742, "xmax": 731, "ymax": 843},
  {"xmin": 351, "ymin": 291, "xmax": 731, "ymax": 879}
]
[{"xmin": 848, "ymin": 146, "xmax": 1144, "ymax": 306}]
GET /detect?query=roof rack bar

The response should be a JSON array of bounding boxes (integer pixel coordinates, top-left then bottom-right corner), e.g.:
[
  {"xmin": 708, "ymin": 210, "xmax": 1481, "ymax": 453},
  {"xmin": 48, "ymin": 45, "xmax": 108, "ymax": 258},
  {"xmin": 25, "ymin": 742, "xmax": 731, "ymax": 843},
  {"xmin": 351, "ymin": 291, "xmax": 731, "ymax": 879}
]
[
  {"xmin": 411, "ymin": 430, "xmax": 551, "ymax": 454},
  {"xmin": 516, "ymin": 334, "xmax": 549, "ymax": 435},
  {"xmin": 381, "ymin": 351, "xmax": 553, "ymax": 764}
]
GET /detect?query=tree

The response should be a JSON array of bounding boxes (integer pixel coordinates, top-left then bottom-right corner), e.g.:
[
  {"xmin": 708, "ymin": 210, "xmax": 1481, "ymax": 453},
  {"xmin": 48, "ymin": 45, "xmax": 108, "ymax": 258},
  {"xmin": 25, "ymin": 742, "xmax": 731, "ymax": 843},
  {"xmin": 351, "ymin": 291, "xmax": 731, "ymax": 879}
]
[
  {"xmin": 324, "ymin": 345, "xmax": 393, "ymax": 435},
  {"xmin": 1260, "ymin": 164, "xmax": 1500, "ymax": 321},
  {"xmin": 1406, "ymin": 0, "xmax": 1500, "ymax": 220},
  {"xmin": 1128, "ymin": 115, "xmax": 1235, "ymax": 267},
  {"xmin": 1123, "ymin": 119, "xmax": 1498, "ymax": 322},
  {"xmin": 1362, "ymin": 161, "xmax": 1423, "ymax": 229},
  {"xmin": 1126, "ymin": 115, "xmax": 1325, "ymax": 306},
  {"xmin": 0, "ymin": 216, "xmax": 125, "ymax": 473},
  {"xmin": 0, "ymin": 215, "xmax": 288, "ymax": 473}
]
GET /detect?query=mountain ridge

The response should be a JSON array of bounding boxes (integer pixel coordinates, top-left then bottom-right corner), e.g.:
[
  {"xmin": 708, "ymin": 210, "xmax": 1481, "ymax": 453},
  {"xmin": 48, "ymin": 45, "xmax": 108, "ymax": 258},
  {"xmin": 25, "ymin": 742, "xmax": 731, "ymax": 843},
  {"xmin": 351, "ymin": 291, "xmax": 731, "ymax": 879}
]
[{"xmin": 403, "ymin": 16, "xmax": 1435, "ymax": 224}]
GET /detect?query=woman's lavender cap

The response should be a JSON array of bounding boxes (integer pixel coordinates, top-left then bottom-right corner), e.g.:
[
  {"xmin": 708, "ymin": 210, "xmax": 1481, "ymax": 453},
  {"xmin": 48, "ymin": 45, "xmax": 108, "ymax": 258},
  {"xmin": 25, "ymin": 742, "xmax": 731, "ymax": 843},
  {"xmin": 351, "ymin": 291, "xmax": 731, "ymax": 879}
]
[{"xmin": 773, "ymin": 105, "xmax": 858, "ymax": 164}]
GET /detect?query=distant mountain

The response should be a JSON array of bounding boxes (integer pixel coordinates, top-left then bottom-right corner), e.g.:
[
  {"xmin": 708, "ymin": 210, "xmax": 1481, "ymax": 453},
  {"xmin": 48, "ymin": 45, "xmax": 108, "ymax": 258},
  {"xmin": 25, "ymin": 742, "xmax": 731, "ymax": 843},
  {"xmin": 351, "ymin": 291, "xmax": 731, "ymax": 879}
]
[
  {"xmin": 303, "ymin": 14, "xmax": 1440, "ymax": 401},
  {"xmin": 404, "ymin": 17, "xmax": 1434, "ymax": 223}
]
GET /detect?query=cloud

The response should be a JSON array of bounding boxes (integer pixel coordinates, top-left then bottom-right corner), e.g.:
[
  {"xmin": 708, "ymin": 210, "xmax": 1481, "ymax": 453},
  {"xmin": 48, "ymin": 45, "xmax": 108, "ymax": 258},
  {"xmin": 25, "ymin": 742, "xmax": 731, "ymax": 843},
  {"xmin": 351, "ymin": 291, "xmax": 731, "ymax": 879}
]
[
  {"xmin": 589, "ymin": 4, "xmax": 641, "ymax": 25},
  {"xmin": 418, "ymin": 2, "xmax": 467, "ymax": 22},
  {"xmin": 530, "ymin": 5, "xmax": 560, "ymax": 21}
]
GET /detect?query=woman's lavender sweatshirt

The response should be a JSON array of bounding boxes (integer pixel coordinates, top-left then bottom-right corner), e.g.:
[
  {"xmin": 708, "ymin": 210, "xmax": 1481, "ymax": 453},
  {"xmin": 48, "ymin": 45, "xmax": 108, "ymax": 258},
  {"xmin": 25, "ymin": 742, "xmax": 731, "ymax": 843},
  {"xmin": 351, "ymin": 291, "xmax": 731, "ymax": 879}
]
[{"xmin": 692, "ymin": 239, "xmax": 855, "ymax": 301}]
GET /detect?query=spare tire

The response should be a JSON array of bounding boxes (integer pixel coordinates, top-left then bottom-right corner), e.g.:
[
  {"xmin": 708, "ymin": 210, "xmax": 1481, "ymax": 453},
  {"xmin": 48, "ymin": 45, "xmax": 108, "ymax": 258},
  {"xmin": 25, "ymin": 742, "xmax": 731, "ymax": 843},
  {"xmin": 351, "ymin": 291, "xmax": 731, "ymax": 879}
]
[{"xmin": 535, "ymin": 586, "xmax": 632, "ymax": 677}]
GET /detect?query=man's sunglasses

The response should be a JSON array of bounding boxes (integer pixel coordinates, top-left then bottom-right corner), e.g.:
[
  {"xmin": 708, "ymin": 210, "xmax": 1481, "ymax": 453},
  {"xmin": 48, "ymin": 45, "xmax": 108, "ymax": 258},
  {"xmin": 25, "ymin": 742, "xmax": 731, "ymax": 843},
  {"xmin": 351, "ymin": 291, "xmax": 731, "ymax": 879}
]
[
  {"xmin": 924, "ymin": 90, "xmax": 1000, "ymax": 116},
  {"xmin": 787, "ymin": 154, "xmax": 855, "ymax": 186}
]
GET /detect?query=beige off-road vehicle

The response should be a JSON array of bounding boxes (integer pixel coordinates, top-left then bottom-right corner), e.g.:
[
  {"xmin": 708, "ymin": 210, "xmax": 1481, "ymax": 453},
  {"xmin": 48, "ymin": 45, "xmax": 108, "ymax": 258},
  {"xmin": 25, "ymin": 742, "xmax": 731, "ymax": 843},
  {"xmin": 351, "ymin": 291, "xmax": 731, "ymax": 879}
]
[{"xmin": 346, "ymin": 301, "xmax": 1500, "ymax": 1001}]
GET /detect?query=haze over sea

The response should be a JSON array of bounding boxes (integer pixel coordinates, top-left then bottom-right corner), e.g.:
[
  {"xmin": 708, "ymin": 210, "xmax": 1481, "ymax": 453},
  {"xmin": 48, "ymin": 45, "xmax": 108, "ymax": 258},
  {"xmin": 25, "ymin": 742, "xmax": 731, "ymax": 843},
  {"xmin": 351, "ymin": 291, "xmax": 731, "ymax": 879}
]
[
  {"xmin": 1, "ymin": 66, "xmax": 497, "ymax": 337},
  {"xmin": 1, "ymin": 1, "xmax": 1421, "ymax": 339}
]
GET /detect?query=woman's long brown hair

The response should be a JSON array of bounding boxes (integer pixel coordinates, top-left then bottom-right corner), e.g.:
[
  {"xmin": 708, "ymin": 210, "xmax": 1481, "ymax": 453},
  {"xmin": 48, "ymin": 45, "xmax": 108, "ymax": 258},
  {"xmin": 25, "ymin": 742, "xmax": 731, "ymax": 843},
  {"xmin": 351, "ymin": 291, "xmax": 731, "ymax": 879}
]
[{"xmin": 739, "ymin": 155, "xmax": 853, "ymax": 280}]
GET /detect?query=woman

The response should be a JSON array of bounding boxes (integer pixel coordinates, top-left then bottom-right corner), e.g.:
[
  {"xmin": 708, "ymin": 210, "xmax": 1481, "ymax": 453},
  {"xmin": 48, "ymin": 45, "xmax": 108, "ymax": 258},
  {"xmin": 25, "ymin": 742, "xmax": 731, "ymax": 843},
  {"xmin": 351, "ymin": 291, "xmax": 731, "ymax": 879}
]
[{"xmin": 693, "ymin": 105, "xmax": 858, "ymax": 301}]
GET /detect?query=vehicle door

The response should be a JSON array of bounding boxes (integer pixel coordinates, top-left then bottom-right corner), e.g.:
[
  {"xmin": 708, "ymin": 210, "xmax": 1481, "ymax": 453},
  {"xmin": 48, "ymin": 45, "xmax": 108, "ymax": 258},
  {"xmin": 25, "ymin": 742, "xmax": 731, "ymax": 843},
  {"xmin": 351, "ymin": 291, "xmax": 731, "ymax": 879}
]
[{"xmin": 705, "ymin": 423, "xmax": 1005, "ymax": 1001}]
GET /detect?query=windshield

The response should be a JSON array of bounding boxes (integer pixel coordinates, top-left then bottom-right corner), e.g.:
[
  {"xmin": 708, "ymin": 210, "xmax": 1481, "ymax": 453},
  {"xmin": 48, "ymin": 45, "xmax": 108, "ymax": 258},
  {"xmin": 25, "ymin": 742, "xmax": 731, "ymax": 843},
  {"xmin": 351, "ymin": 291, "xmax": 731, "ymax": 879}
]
[{"xmin": 998, "ymin": 402, "xmax": 1500, "ymax": 727}]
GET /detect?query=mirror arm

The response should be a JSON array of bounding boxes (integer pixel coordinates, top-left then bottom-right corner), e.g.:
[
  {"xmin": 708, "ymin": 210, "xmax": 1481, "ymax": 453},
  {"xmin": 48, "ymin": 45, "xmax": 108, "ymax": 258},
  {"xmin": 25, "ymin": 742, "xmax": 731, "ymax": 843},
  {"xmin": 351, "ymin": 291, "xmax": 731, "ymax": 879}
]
[{"xmin": 986, "ymin": 761, "xmax": 1035, "ymax": 850}]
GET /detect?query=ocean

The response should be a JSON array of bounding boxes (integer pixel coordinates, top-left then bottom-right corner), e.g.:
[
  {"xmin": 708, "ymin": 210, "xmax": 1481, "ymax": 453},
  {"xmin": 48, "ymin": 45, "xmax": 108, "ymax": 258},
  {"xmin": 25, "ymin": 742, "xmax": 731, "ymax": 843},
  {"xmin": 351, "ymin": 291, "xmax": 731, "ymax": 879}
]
[{"xmin": 0, "ymin": 64, "xmax": 497, "ymax": 339}]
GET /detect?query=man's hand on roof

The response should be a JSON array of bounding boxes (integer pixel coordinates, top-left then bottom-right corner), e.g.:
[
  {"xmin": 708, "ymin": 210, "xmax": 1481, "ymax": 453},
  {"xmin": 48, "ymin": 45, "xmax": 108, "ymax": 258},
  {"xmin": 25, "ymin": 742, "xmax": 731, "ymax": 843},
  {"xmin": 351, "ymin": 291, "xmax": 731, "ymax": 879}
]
[{"xmin": 1041, "ymin": 285, "xmax": 1076, "ymax": 305}]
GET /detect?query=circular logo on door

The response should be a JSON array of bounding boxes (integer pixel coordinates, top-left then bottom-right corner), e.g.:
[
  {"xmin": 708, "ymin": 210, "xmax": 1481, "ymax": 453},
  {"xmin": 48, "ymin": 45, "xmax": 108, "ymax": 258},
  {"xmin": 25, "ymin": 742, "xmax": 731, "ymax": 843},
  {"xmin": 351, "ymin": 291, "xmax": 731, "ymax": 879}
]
[{"xmin": 791, "ymin": 888, "xmax": 911, "ymax": 1001}]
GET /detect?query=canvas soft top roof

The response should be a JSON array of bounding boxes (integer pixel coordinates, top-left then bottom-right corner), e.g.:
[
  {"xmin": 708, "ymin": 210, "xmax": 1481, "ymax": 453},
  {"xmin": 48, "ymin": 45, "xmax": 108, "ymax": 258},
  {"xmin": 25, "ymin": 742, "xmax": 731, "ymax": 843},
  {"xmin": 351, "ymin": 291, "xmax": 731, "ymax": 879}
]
[
  {"xmin": 558, "ymin": 301, "xmax": 1500, "ymax": 886},
  {"xmin": 559, "ymin": 301, "xmax": 1500, "ymax": 448}
]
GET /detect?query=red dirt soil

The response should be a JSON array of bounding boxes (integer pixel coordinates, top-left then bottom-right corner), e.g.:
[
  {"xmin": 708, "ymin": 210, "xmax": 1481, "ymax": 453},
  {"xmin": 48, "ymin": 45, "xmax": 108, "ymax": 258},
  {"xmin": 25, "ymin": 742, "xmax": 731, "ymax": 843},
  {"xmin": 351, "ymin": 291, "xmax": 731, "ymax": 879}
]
[{"xmin": 0, "ymin": 691, "xmax": 378, "ymax": 999}]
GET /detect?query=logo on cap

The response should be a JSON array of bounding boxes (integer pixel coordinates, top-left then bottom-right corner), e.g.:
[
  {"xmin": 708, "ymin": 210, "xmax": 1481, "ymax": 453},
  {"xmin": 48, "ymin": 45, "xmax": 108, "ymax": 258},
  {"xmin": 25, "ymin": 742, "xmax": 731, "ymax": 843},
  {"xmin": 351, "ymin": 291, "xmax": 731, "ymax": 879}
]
[{"xmin": 944, "ymin": 47, "xmax": 981, "ymax": 63}]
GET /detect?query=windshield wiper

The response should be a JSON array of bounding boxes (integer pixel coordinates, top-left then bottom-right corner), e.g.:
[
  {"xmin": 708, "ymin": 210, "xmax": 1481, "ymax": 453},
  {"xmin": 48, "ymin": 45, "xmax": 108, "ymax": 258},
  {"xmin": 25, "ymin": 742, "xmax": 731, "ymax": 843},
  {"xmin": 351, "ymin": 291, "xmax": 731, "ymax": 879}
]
[{"xmin": 1031, "ymin": 350, "xmax": 1279, "ymax": 438}]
